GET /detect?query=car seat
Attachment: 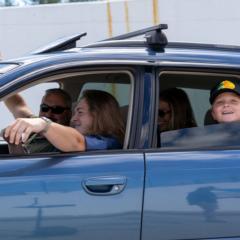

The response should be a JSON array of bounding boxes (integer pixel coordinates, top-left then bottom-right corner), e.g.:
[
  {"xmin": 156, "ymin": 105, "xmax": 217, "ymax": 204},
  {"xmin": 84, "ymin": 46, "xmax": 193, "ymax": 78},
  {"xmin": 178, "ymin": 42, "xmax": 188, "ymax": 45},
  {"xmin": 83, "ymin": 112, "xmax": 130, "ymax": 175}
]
[{"xmin": 204, "ymin": 109, "xmax": 217, "ymax": 125}]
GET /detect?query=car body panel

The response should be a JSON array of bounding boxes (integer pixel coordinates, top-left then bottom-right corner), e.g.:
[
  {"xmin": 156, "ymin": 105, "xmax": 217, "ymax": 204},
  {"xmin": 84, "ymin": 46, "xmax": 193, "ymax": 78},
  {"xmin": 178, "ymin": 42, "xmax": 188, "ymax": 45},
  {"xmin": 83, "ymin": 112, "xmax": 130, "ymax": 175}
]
[
  {"xmin": 0, "ymin": 152, "xmax": 144, "ymax": 240},
  {"xmin": 143, "ymin": 150, "xmax": 240, "ymax": 240}
]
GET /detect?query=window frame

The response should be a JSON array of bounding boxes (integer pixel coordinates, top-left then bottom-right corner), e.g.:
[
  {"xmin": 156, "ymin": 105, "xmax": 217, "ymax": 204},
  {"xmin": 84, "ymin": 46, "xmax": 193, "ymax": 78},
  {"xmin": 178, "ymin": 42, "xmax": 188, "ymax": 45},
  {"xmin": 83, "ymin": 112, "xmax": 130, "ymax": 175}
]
[
  {"xmin": 155, "ymin": 67, "xmax": 240, "ymax": 150},
  {"xmin": 0, "ymin": 65, "xmax": 142, "ymax": 155}
]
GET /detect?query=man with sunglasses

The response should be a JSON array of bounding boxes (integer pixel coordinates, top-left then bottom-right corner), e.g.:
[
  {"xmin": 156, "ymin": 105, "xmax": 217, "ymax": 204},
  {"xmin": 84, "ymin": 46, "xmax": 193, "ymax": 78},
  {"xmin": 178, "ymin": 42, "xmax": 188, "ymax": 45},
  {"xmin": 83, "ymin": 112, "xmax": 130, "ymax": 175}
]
[
  {"xmin": 5, "ymin": 88, "xmax": 72, "ymax": 126},
  {"xmin": 39, "ymin": 88, "xmax": 72, "ymax": 125},
  {"xmin": 4, "ymin": 88, "xmax": 72, "ymax": 154}
]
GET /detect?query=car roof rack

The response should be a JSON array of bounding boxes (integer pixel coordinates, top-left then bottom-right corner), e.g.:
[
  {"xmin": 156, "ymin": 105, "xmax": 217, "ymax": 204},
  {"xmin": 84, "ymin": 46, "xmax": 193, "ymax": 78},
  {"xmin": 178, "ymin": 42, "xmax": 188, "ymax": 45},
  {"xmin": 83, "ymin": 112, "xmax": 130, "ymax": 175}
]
[
  {"xmin": 84, "ymin": 24, "xmax": 168, "ymax": 51},
  {"xmin": 145, "ymin": 24, "xmax": 168, "ymax": 50},
  {"xmin": 30, "ymin": 32, "xmax": 87, "ymax": 54},
  {"xmin": 105, "ymin": 24, "xmax": 167, "ymax": 41}
]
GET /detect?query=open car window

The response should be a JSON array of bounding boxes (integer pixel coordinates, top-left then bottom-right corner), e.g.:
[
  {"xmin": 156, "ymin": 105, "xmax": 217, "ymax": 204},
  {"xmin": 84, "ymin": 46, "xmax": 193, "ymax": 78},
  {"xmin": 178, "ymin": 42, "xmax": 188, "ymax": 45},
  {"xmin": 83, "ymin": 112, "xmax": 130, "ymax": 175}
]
[
  {"xmin": 157, "ymin": 70, "xmax": 240, "ymax": 149},
  {"xmin": 0, "ymin": 68, "xmax": 134, "ymax": 155}
]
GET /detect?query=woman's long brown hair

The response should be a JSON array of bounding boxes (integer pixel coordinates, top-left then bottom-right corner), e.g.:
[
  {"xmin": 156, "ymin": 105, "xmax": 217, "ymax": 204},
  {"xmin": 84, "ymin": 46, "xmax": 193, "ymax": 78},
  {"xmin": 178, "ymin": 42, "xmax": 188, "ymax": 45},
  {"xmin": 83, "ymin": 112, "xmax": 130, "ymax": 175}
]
[{"xmin": 80, "ymin": 90, "xmax": 125, "ymax": 144}]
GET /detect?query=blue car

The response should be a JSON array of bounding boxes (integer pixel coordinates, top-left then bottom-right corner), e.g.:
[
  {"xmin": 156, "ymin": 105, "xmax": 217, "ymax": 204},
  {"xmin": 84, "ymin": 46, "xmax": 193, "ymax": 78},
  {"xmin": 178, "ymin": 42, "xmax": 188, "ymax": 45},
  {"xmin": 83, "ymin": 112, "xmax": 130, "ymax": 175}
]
[{"xmin": 0, "ymin": 24, "xmax": 240, "ymax": 240}]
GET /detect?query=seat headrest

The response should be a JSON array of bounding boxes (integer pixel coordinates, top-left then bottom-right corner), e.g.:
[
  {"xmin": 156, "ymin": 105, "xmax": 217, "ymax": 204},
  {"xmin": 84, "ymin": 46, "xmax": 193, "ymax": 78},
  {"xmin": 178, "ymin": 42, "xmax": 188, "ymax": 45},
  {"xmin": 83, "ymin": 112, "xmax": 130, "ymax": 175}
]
[{"xmin": 204, "ymin": 109, "xmax": 217, "ymax": 125}]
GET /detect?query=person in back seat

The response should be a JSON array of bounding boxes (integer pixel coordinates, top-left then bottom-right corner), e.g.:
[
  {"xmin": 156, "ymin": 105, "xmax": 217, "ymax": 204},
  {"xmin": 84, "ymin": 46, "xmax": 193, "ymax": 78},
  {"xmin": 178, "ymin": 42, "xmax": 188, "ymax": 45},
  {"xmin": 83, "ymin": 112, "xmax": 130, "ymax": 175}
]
[
  {"xmin": 159, "ymin": 87, "xmax": 197, "ymax": 132},
  {"xmin": 210, "ymin": 80, "xmax": 240, "ymax": 123}
]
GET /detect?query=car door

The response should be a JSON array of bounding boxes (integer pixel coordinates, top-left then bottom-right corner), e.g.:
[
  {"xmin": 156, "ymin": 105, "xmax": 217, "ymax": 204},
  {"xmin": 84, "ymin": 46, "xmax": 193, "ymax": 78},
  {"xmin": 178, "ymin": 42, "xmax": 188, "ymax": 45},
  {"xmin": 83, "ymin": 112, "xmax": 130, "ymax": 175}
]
[
  {"xmin": 0, "ymin": 62, "xmax": 146, "ymax": 240},
  {"xmin": 142, "ymin": 68, "xmax": 240, "ymax": 240},
  {"xmin": 0, "ymin": 151, "xmax": 144, "ymax": 240},
  {"xmin": 143, "ymin": 148, "xmax": 240, "ymax": 240}
]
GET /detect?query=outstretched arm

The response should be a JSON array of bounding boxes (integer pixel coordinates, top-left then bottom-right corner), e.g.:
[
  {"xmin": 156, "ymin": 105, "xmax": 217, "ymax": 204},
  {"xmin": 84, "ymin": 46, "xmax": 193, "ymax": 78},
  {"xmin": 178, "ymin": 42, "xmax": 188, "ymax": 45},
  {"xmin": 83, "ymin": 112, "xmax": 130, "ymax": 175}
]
[
  {"xmin": 4, "ymin": 118, "xmax": 86, "ymax": 152},
  {"xmin": 4, "ymin": 94, "xmax": 33, "ymax": 119}
]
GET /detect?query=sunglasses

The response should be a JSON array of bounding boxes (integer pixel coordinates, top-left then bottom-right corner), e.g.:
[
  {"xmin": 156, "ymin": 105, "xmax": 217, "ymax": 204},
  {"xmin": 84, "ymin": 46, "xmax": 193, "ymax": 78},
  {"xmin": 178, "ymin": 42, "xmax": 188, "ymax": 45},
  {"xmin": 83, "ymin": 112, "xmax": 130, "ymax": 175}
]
[
  {"xmin": 40, "ymin": 103, "xmax": 70, "ymax": 114},
  {"xmin": 158, "ymin": 109, "xmax": 171, "ymax": 118}
]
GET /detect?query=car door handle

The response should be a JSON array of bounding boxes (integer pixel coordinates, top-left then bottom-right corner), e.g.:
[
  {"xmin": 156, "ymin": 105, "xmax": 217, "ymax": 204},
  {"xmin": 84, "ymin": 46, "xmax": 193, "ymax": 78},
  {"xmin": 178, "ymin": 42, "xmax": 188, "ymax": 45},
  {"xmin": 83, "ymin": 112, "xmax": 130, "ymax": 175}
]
[{"xmin": 82, "ymin": 176, "xmax": 127, "ymax": 196}]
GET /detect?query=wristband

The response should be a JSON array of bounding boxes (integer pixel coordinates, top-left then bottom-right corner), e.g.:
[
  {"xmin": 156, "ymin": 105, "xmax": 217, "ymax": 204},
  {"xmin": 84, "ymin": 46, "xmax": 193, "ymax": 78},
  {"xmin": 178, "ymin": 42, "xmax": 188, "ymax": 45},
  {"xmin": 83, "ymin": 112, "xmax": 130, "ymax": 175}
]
[{"xmin": 40, "ymin": 117, "xmax": 52, "ymax": 134}]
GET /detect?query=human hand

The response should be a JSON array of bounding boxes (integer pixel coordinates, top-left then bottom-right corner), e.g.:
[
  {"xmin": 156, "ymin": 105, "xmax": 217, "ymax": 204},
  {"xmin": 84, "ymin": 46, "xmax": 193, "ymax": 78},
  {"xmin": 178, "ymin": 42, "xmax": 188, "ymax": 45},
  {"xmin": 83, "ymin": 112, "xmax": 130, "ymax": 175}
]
[{"xmin": 4, "ymin": 118, "xmax": 46, "ymax": 145}]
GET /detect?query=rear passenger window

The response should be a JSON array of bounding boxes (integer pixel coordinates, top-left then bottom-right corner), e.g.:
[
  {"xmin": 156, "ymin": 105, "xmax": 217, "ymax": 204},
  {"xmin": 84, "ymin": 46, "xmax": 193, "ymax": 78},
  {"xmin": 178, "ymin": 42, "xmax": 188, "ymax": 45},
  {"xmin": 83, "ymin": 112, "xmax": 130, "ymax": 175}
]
[{"xmin": 158, "ymin": 70, "xmax": 240, "ymax": 149}]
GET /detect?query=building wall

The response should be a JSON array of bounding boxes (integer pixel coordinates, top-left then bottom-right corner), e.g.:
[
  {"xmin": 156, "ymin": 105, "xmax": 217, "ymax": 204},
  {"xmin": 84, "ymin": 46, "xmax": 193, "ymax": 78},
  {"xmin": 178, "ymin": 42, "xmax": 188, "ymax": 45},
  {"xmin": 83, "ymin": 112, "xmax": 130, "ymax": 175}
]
[
  {"xmin": 0, "ymin": 0, "xmax": 240, "ymax": 128},
  {"xmin": 1, "ymin": 0, "xmax": 240, "ymax": 60}
]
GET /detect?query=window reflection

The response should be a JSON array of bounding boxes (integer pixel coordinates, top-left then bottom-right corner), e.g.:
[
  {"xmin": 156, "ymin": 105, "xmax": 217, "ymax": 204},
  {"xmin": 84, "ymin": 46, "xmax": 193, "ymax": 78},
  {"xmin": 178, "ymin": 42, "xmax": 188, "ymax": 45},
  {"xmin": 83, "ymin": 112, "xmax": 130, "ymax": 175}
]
[{"xmin": 161, "ymin": 122, "xmax": 240, "ymax": 149}]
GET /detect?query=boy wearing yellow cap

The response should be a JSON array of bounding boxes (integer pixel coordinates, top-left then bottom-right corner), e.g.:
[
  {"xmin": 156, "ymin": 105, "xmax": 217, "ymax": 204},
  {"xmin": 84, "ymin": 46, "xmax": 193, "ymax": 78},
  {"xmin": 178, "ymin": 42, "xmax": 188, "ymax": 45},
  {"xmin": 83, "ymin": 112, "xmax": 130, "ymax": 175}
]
[{"xmin": 210, "ymin": 80, "xmax": 240, "ymax": 123}]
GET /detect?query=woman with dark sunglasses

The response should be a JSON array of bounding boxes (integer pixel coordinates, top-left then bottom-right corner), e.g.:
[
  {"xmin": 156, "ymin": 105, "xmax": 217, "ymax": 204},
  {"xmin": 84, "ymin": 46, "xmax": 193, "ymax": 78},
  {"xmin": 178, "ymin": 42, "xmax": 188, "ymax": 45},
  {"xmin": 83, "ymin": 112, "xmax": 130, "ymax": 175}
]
[
  {"xmin": 159, "ymin": 88, "xmax": 197, "ymax": 132},
  {"xmin": 4, "ymin": 90, "xmax": 125, "ymax": 152}
]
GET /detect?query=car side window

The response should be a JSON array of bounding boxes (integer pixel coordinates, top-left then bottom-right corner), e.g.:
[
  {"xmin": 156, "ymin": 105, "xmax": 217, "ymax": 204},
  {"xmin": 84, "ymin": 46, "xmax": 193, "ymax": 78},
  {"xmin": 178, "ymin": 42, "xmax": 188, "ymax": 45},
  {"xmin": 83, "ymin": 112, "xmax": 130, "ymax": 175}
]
[
  {"xmin": 1, "ymin": 68, "xmax": 133, "ymax": 154},
  {"xmin": 158, "ymin": 70, "xmax": 240, "ymax": 149}
]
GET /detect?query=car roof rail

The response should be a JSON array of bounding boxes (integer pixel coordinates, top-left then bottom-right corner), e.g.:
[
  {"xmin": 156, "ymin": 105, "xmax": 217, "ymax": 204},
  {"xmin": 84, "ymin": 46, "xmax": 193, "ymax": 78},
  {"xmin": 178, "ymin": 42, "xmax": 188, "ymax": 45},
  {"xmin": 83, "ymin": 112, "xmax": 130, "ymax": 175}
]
[
  {"xmin": 85, "ymin": 24, "xmax": 168, "ymax": 51},
  {"xmin": 30, "ymin": 32, "xmax": 87, "ymax": 54}
]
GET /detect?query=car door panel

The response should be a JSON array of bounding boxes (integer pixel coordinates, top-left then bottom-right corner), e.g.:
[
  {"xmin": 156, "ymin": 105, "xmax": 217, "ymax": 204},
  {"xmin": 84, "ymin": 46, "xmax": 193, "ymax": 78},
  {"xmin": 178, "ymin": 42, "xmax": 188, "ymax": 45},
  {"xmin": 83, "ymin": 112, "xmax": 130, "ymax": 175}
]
[
  {"xmin": 143, "ymin": 150, "xmax": 240, "ymax": 240},
  {"xmin": 0, "ymin": 152, "xmax": 144, "ymax": 240}
]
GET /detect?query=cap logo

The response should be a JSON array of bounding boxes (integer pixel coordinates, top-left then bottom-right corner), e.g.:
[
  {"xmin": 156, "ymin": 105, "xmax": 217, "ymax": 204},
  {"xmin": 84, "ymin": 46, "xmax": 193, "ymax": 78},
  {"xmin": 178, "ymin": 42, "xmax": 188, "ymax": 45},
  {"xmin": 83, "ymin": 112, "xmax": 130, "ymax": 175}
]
[
  {"xmin": 210, "ymin": 80, "xmax": 240, "ymax": 104},
  {"xmin": 218, "ymin": 80, "xmax": 235, "ymax": 90}
]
